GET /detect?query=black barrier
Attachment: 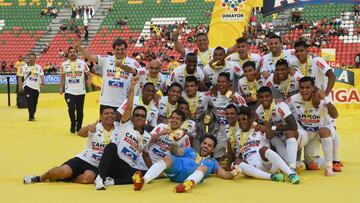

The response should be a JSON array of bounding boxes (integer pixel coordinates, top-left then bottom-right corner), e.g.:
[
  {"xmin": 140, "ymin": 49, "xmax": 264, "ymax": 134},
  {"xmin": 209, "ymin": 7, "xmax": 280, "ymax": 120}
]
[{"xmin": 7, "ymin": 76, "xmax": 10, "ymax": 106}]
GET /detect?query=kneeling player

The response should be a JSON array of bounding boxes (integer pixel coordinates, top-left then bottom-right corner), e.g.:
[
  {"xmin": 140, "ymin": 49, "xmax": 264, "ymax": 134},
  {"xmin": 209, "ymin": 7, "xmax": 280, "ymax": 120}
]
[
  {"xmin": 287, "ymin": 77, "xmax": 338, "ymax": 176},
  {"xmin": 23, "ymin": 107, "xmax": 118, "ymax": 184},
  {"xmin": 232, "ymin": 107, "xmax": 300, "ymax": 184},
  {"xmin": 132, "ymin": 135, "xmax": 236, "ymax": 192}
]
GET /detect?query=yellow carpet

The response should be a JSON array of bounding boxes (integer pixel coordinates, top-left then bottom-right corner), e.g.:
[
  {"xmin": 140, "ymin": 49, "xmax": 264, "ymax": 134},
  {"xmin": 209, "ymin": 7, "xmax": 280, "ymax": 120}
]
[{"xmin": 0, "ymin": 92, "xmax": 359, "ymax": 203}]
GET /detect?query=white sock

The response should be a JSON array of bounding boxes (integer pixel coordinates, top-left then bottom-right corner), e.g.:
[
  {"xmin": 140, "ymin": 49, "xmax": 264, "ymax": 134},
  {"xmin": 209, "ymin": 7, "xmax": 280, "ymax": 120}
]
[
  {"xmin": 332, "ymin": 132, "xmax": 340, "ymax": 162},
  {"xmin": 271, "ymin": 136, "xmax": 287, "ymax": 159},
  {"xmin": 185, "ymin": 170, "xmax": 204, "ymax": 184},
  {"xmin": 265, "ymin": 149, "xmax": 294, "ymax": 175},
  {"xmin": 286, "ymin": 138, "xmax": 297, "ymax": 169},
  {"xmin": 239, "ymin": 162, "xmax": 271, "ymax": 180},
  {"xmin": 304, "ymin": 138, "xmax": 320, "ymax": 163},
  {"xmin": 320, "ymin": 137, "xmax": 333, "ymax": 168},
  {"xmin": 143, "ymin": 160, "xmax": 167, "ymax": 184}
]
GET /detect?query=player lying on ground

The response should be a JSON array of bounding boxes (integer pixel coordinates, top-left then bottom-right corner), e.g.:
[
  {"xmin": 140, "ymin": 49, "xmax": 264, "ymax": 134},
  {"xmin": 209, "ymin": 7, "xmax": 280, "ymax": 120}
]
[
  {"xmin": 132, "ymin": 135, "xmax": 239, "ymax": 193},
  {"xmin": 23, "ymin": 107, "xmax": 118, "ymax": 184},
  {"xmin": 231, "ymin": 106, "xmax": 300, "ymax": 184}
]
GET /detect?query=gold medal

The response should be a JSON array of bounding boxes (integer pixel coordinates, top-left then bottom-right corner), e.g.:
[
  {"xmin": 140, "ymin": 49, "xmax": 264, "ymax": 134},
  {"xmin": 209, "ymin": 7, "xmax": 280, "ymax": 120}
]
[{"xmin": 225, "ymin": 90, "xmax": 233, "ymax": 98}]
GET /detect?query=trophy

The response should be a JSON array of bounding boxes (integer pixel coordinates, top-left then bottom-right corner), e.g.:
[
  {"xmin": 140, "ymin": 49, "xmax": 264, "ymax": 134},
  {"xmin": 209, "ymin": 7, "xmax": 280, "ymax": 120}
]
[{"xmin": 203, "ymin": 113, "xmax": 213, "ymax": 134}]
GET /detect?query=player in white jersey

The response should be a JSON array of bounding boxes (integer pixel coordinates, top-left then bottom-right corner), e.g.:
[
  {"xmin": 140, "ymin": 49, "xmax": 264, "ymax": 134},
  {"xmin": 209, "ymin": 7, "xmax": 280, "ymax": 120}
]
[
  {"xmin": 23, "ymin": 107, "xmax": 118, "ymax": 184},
  {"xmin": 94, "ymin": 77, "xmax": 152, "ymax": 190},
  {"xmin": 260, "ymin": 34, "xmax": 296, "ymax": 78},
  {"xmin": 60, "ymin": 47, "xmax": 92, "ymax": 133},
  {"xmin": 182, "ymin": 76, "xmax": 211, "ymax": 121},
  {"xmin": 238, "ymin": 61, "xmax": 266, "ymax": 108},
  {"xmin": 292, "ymin": 40, "xmax": 336, "ymax": 96},
  {"xmin": 291, "ymin": 41, "xmax": 341, "ymax": 171},
  {"xmin": 177, "ymin": 99, "xmax": 196, "ymax": 146},
  {"xmin": 226, "ymin": 37, "xmax": 261, "ymax": 72},
  {"xmin": 203, "ymin": 46, "xmax": 242, "ymax": 89},
  {"xmin": 209, "ymin": 72, "xmax": 247, "ymax": 159},
  {"xmin": 137, "ymin": 110, "xmax": 190, "ymax": 171},
  {"xmin": 169, "ymin": 53, "xmax": 205, "ymax": 89},
  {"xmin": 18, "ymin": 53, "xmax": 45, "ymax": 121},
  {"xmin": 157, "ymin": 82, "xmax": 183, "ymax": 124},
  {"xmin": 255, "ymin": 86, "xmax": 308, "ymax": 171},
  {"xmin": 137, "ymin": 59, "xmax": 167, "ymax": 97},
  {"xmin": 117, "ymin": 82, "xmax": 158, "ymax": 132},
  {"xmin": 287, "ymin": 77, "xmax": 339, "ymax": 176},
  {"xmin": 76, "ymin": 38, "xmax": 145, "ymax": 113},
  {"xmin": 224, "ymin": 104, "xmax": 241, "ymax": 170},
  {"xmin": 231, "ymin": 107, "xmax": 301, "ymax": 184},
  {"xmin": 265, "ymin": 59, "xmax": 303, "ymax": 101}
]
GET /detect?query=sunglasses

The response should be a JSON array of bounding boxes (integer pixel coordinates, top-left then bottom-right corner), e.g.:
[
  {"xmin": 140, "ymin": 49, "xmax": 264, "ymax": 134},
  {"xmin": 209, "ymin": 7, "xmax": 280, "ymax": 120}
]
[{"xmin": 134, "ymin": 113, "xmax": 146, "ymax": 119}]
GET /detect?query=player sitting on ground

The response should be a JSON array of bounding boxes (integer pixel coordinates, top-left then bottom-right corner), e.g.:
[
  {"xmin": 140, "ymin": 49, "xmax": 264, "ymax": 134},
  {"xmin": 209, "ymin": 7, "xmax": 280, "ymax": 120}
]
[
  {"xmin": 232, "ymin": 107, "xmax": 301, "ymax": 184},
  {"xmin": 132, "ymin": 135, "xmax": 237, "ymax": 193},
  {"xmin": 23, "ymin": 107, "xmax": 118, "ymax": 184}
]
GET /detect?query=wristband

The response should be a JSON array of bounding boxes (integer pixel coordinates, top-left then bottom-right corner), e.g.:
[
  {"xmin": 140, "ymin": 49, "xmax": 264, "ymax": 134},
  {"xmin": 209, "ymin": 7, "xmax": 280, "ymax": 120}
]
[
  {"xmin": 324, "ymin": 97, "xmax": 330, "ymax": 104},
  {"xmin": 271, "ymin": 126, "xmax": 277, "ymax": 131}
]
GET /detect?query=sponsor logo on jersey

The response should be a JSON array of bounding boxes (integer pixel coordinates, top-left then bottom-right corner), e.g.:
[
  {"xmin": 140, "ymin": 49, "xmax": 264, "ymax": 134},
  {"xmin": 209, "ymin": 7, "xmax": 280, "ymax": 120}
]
[
  {"xmin": 121, "ymin": 147, "xmax": 137, "ymax": 161},
  {"xmin": 108, "ymin": 81, "xmax": 124, "ymax": 88}
]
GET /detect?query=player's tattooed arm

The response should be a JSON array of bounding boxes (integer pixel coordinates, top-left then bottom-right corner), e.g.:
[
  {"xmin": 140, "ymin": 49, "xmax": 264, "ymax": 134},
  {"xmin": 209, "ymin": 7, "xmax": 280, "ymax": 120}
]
[{"xmin": 275, "ymin": 115, "xmax": 298, "ymax": 132}]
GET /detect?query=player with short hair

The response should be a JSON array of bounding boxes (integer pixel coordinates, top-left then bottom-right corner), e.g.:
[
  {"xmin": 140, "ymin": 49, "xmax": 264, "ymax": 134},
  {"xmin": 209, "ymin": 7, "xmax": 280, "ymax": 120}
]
[
  {"xmin": 231, "ymin": 107, "xmax": 301, "ymax": 184},
  {"xmin": 117, "ymin": 82, "xmax": 159, "ymax": 132},
  {"xmin": 255, "ymin": 86, "xmax": 308, "ymax": 171},
  {"xmin": 60, "ymin": 46, "xmax": 92, "ymax": 133},
  {"xmin": 208, "ymin": 72, "xmax": 247, "ymax": 160},
  {"xmin": 94, "ymin": 77, "xmax": 152, "ymax": 190},
  {"xmin": 136, "ymin": 109, "xmax": 190, "ymax": 171},
  {"xmin": 157, "ymin": 82, "xmax": 183, "ymax": 124},
  {"xmin": 287, "ymin": 77, "xmax": 338, "ymax": 176},
  {"xmin": 260, "ymin": 34, "xmax": 296, "ymax": 78},
  {"xmin": 169, "ymin": 53, "xmax": 205, "ymax": 90},
  {"xmin": 224, "ymin": 104, "xmax": 241, "ymax": 170},
  {"xmin": 76, "ymin": 38, "xmax": 145, "ymax": 113},
  {"xmin": 238, "ymin": 61, "xmax": 266, "ymax": 108},
  {"xmin": 132, "ymin": 135, "xmax": 236, "ymax": 193},
  {"xmin": 265, "ymin": 59, "xmax": 303, "ymax": 101},
  {"xmin": 137, "ymin": 59, "xmax": 167, "ymax": 96},
  {"xmin": 18, "ymin": 53, "xmax": 45, "ymax": 121},
  {"xmin": 203, "ymin": 46, "xmax": 242, "ymax": 89},
  {"xmin": 177, "ymin": 98, "xmax": 196, "ymax": 146},
  {"xmin": 23, "ymin": 107, "xmax": 118, "ymax": 184},
  {"xmin": 226, "ymin": 37, "xmax": 261, "ymax": 71}
]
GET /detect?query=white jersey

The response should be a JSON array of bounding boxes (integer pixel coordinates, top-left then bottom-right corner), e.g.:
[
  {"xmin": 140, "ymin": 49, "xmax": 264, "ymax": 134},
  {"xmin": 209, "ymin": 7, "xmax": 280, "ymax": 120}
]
[
  {"xmin": 234, "ymin": 129, "xmax": 269, "ymax": 160},
  {"xmin": 77, "ymin": 122, "xmax": 119, "ymax": 167},
  {"xmin": 169, "ymin": 64, "xmax": 205, "ymax": 89},
  {"xmin": 287, "ymin": 93, "xmax": 330, "ymax": 132},
  {"xmin": 265, "ymin": 71, "xmax": 303, "ymax": 100},
  {"xmin": 157, "ymin": 96, "xmax": 178, "ymax": 122},
  {"xmin": 238, "ymin": 77, "xmax": 266, "ymax": 100},
  {"xmin": 225, "ymin": 123, "xmax": 241, "ymax": 153},
  {"xmin": 182, "ymin": 91, "xmax": 211, "ymax": 121},
  {"xmin": 226, "ymin": 52, "xmax": 262, "ymax": 71},
  {"xmin": 136, "ymin": 123, "xmax": 191, "ymax": 170},
  {"xmin": 61, "ymin": 59, "xmax": 89, "ymax": 95},
  {"xmin": 210, "ymin": 92, "xmax": 247, "ymax": 124},
  {"xmin": 181, "ymin": 119, "xmax": 196, "ymax": 139},
  {"xmin": 137, "ymin": 70, "xmax": 167, "ymax": 96},
  {"xmin": 97, "ymin": 55, "xmax": 145, "ymax": 107},
  {"xmin": 289, "ymin": 56, "xmax": 332, "ymax": 91},
  {"xmin": 117, "ymin": 96, "xmax": 159, "ymax": 127},
  {"xmin": 20, "ymin": 64, "xmax": 43, "ymax": 92},
  {"xmin": 185, "ymin": 48, "xmax": 215, "ymax": 70},
  {"xmin": 112, "ymin": 121, "xmax": 151, "ymax": 168},
  {"xmin": 203, "ymin": 61, "xmax": 243, "ymax": 88},
  {"xmin": 255, "ymin": 101, "xmax": 293, "ymax": 140},
  {"xmin": 260, "ymin": 49, "xmax": 296, "ymax": 73}
]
